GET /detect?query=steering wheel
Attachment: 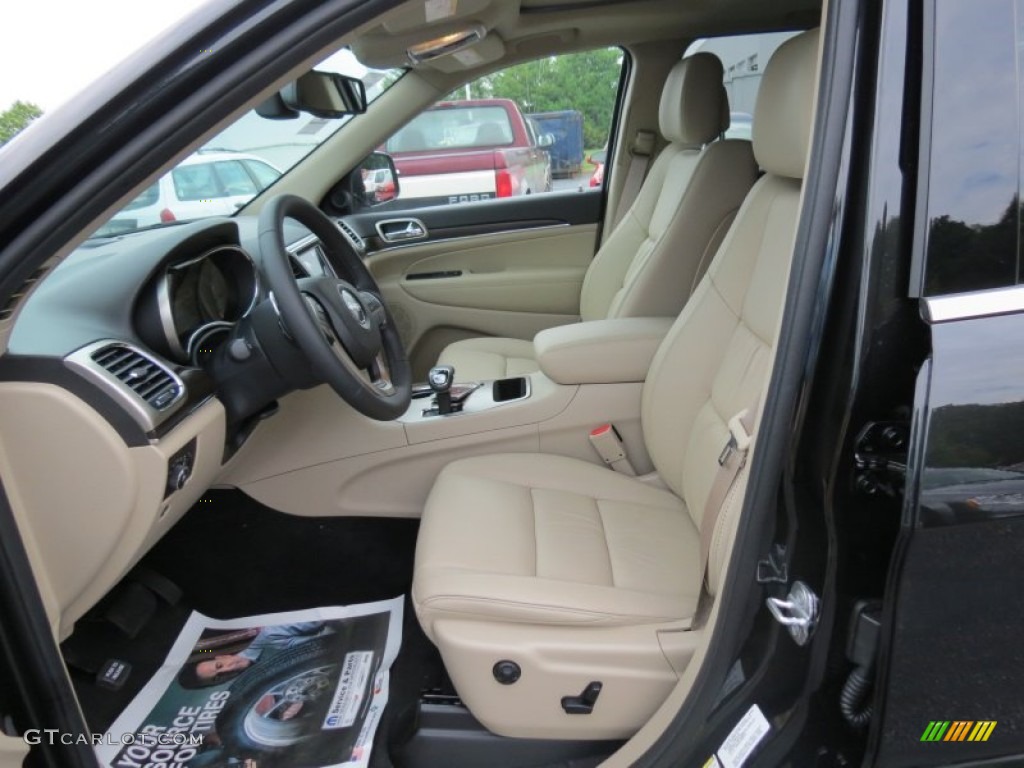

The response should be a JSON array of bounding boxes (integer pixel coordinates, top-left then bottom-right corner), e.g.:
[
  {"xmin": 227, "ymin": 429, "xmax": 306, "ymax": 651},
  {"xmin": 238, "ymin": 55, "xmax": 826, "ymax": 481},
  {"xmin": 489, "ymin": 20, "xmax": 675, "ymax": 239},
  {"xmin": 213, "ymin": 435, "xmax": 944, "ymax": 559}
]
[{"xmin": 258, "ymin": 194, "xmax": 411, "ymax": 420}]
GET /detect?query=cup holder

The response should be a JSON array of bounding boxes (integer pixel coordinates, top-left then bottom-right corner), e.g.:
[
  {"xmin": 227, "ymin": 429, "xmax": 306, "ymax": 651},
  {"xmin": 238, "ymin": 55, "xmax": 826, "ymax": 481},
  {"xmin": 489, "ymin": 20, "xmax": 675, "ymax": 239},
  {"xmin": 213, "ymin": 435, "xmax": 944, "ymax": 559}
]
[{"xmin": 492, "ymin": 377, "xmax": 528, "ymax": 402}]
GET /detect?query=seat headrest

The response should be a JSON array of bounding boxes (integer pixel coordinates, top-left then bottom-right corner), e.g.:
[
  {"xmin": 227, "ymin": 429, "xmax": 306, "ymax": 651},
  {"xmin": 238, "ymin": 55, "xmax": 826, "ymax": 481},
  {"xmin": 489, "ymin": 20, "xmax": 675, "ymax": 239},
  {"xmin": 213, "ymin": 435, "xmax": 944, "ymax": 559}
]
[
  {"xmin": 659, "ymin": 53, "xmax": 727, "ymax": 146},
  {"xmin": 753, "ymin": 28, "xmax": 820, "ymax": 179}
]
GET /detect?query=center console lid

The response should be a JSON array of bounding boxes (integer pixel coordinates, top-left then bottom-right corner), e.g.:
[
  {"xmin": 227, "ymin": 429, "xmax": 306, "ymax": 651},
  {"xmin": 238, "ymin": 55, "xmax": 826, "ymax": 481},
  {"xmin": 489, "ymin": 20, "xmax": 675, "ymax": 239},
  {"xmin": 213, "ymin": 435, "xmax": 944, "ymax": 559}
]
[{"xmin": 534, "ymin": 317, "xmax": 674, "ymax": 385}]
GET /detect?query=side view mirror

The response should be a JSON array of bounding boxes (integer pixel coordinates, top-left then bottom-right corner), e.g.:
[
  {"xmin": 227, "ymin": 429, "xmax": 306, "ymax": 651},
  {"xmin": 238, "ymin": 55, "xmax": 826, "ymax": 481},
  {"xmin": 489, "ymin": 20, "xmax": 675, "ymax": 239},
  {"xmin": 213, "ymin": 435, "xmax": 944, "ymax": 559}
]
[
  {"xmin": 588, "ymin": 149, "xmax": 607, "ymax": 165},
  {"xmin": 354, "ymin": 152, "xmax": 400, "ymax": 208},
  {"xmin": 256, "ymin": 71, "xmax": 367, "ymax": 120},
  {"xmin": 537, "ymin": 133, "xmax": 555, "ymax": 148}
]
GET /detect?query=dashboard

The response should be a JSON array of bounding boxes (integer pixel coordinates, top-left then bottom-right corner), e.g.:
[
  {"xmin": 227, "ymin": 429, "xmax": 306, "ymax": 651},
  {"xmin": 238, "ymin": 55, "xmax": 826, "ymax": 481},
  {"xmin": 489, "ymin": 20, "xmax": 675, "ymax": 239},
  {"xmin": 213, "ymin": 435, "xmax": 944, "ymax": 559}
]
[
  {"xmin": 0, "ymin": 213, "xmax": 363, "ymax": 635},
  {"xmin": 4, "ymin": 215, "xmax": 350, "ymax": 444}
]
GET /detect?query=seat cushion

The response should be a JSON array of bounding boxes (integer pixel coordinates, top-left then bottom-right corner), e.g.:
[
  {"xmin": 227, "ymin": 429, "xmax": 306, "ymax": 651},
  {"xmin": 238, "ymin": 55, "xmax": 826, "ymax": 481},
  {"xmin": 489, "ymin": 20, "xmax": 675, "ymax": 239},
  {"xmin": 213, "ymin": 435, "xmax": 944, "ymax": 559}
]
[
  {"xmin": 436, "ymin": 337, "xmax": 538, "ymax": 381},
  {"xmin": 413, "ymin": 453, "xmax": 701, "ymax": 640}
]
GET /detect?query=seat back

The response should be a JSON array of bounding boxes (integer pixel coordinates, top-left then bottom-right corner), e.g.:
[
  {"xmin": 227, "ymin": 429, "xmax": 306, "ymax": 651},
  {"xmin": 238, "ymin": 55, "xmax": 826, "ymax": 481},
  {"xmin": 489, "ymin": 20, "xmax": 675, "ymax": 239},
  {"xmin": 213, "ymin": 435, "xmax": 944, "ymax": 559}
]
[
  {"xmin": 641, "ymin": 30, "xmax": 820, "ymax": 536},
  {"xmin": 579, "ymin": 52, "xmax": 758, "ymax": 322}
]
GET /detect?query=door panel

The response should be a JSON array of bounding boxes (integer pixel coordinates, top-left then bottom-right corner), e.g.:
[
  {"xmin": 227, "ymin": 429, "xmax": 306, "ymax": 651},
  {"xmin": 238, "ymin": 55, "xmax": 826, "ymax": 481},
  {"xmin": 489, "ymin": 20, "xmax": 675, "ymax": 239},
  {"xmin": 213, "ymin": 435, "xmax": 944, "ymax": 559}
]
[
  {"xmin": 351, "ymin": 189, "xmax": 603, "ymax": 378},
  {"xmin": 366, "ymin": 221, "xmax": 597, "ymax": 377},
  {"xmin": 348, "ymin": 187, "xmax": 602, "ymax": 249}
]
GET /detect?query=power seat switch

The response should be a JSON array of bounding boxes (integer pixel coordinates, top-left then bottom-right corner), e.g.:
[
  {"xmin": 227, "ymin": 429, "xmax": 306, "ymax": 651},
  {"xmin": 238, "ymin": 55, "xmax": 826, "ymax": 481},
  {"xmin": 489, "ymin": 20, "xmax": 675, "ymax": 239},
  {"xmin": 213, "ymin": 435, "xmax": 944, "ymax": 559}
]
[{"xmin": 561, "ymin": 681, "xmax": 603, "ymax": 714}]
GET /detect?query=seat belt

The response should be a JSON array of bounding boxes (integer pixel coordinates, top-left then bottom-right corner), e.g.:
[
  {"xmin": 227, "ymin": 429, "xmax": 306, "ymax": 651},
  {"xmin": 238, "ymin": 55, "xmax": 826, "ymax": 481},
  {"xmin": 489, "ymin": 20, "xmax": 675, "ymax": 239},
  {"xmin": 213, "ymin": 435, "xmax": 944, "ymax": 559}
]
[
  {"xmin": 611, "ymin": 129, "xmax": 657, "ymax": 229},
  {"xmin": 700, "ymin": 395, "xmax": 761, "ymax": 587}
]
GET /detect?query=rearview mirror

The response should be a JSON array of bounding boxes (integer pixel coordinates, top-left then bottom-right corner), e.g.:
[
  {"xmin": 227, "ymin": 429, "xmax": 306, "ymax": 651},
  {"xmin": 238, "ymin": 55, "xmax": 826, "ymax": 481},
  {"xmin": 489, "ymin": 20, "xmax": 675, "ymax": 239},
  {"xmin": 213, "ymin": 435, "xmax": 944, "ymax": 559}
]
[
  {"xmin": 256, "ymin": 71, "xmax": 367, "ymax": 120},
  {"xmin": 537, "ymin": 133, "xmax": 555, "ymax": 148}
]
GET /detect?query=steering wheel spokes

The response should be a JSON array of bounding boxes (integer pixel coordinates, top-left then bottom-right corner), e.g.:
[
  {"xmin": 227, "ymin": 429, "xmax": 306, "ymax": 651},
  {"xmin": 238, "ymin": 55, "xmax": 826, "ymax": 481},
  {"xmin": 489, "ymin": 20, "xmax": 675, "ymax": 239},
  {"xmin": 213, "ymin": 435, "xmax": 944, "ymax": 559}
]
[{"xmin": 259, "ymin": 195, "xmax": 411, "ymax": 420}]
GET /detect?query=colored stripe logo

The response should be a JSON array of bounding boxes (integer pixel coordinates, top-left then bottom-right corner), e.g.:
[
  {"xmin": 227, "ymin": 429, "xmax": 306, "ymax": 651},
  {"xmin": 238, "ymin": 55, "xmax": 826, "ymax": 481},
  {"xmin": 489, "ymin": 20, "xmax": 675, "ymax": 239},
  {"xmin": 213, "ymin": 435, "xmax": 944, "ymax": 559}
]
[{"xmin": 920, "ymin": 721, "xmax": 997, "ymax": 742}]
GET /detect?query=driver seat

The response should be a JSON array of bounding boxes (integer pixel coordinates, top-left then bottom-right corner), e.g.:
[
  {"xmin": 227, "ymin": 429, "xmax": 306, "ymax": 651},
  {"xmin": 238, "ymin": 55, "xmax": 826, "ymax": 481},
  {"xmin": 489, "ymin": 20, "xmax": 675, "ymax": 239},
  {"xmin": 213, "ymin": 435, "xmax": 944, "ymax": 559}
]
[{"xmin": 413, "ymin": 29, "xmax": 819, "ymax": 740}]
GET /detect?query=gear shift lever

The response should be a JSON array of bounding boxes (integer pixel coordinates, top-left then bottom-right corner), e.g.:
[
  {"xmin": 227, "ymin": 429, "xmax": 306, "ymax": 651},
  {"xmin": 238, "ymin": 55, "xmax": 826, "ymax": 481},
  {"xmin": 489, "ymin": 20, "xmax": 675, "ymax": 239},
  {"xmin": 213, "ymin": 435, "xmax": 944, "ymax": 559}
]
[{"xmin": 428, "ymin": 365, "xmax": 455, "ymax": 415}]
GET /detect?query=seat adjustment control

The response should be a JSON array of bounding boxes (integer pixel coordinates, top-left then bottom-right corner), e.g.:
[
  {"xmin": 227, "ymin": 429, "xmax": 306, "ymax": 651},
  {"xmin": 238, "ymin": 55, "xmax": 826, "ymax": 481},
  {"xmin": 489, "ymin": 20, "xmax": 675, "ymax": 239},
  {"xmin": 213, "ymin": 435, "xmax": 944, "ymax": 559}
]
[
  {"xmin": 561, "ymin": 681, "xmax": 602, "ymax": 714},
  {"xmin": 493, "ymin": 660, "xmax": 521, "ymax": 685}
]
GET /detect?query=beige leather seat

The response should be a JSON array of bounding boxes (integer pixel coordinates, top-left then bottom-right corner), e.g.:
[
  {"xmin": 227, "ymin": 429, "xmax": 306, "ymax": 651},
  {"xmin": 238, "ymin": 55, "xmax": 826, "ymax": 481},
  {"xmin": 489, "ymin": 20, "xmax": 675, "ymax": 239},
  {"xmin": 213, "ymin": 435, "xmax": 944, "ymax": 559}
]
[
  {"xmin": 414, "ymin": 29, "xmax": 818, "ymax": 739},
  {"xmin": 438, "ymin": 52, "xmax": 758, "ymax": 381}
]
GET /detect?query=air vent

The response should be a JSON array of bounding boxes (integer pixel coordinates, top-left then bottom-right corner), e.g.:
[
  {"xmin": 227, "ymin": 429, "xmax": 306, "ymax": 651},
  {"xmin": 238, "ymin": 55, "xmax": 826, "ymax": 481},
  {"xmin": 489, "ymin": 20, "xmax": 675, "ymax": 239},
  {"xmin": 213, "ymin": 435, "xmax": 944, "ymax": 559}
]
[
  {"xmin": 91, "ymin": 344, "xmax": 181, "ymax": 411},
  {"xmin": 337, "ymin": 220, "xmax": 366, "ymax": 251},
  {"xmin": 0, "ymin": 265, "xmax": 49, "ymax": 321}
]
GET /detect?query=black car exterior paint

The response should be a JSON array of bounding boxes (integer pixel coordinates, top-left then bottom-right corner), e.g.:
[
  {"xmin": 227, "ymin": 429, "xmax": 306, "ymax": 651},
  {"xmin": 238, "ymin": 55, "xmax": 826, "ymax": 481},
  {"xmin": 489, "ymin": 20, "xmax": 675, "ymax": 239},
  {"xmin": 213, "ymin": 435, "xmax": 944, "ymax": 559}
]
[{"xmin": 875, "ymin": 0, "xmax": 1024, "ymax": 764}]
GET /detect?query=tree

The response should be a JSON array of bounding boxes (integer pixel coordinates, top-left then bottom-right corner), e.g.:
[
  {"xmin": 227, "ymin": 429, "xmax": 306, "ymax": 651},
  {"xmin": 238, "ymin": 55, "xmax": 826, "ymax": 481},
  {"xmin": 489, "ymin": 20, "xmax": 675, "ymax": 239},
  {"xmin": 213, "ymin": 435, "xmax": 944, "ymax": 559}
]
[
  {"xmin": 461, "ymin": 49, "xmax": 623, "ymax": 149},
  {"xmin": 0, "ymin": 101, "xmax": 43, "ymax": 144}
]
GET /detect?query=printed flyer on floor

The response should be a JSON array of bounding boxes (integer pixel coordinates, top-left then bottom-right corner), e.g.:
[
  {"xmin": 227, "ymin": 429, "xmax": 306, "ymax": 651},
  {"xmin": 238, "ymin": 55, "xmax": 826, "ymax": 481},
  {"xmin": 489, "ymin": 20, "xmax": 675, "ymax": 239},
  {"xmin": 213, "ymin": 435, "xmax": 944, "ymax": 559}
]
[{"xmin": 96, "ymin": 597, "xmax": 403, "ymax": 768}]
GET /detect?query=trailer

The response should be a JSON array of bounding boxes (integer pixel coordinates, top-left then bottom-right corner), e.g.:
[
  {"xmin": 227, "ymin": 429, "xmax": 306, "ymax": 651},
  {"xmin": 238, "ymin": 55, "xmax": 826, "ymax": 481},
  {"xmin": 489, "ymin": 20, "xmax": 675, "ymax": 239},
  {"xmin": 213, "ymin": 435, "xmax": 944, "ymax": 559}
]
[{"xmin": 526, "ymin": 110, "xmax": 584, "ymax": 178}]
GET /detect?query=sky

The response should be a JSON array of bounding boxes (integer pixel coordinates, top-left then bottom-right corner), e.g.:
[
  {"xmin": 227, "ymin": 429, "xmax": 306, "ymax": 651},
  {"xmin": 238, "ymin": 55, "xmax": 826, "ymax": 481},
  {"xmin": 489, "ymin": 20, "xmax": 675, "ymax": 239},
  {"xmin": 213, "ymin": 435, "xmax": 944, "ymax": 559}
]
[{"xmin": 2, "ymin": 0, "xmax": 214, "ymax": 112}]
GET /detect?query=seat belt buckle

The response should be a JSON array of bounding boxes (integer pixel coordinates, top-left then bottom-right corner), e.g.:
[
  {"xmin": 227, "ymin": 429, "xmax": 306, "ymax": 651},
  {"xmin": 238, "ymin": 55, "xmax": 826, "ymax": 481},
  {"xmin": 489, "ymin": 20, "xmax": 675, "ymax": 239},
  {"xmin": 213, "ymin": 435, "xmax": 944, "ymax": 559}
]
[
  {"xmin": 718, "ymin": 409, "xmax": 753, "ymax": 467},
  {"xmin": 589, "ymin": 424, "xmax": 636, "ymax": 475}
]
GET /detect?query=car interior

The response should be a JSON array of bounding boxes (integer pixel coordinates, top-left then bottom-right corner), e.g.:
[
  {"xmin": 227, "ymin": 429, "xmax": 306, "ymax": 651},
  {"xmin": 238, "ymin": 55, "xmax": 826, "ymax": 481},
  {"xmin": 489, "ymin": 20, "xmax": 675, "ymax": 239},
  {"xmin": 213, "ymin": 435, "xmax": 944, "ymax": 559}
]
[{"xmin": 0, "ymin": 0, "xmax": 830, "ymax": 765}]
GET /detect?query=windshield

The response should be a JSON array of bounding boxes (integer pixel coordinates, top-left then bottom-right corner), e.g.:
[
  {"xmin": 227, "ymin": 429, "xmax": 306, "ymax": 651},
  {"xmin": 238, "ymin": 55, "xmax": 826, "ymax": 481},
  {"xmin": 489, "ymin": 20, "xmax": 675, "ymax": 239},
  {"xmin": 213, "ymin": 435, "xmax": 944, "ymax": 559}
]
[{"xmin": 93, "ymin": 49, "xmax": 402, "ymax": 237}]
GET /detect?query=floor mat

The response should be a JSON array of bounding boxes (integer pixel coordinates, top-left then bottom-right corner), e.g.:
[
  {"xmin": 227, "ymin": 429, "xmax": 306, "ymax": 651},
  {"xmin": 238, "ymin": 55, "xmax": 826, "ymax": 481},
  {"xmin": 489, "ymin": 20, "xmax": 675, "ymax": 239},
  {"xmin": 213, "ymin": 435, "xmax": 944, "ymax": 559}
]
[{"xmin": 66, "ymin": 489, "xmax": 447, "ymax": 766}]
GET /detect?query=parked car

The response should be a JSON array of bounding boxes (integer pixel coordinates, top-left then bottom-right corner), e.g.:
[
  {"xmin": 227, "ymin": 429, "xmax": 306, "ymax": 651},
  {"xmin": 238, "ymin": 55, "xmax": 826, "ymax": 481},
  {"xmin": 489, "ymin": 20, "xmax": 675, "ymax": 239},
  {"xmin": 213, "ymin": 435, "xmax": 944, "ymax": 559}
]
[
  {"xmin": 5, "ymin": 2, "xmax": 1024, "ymax": 768},
  {"xmin": 527, "ymin": 110, "xmax": 585, "ymax": 178},
  {"xmin": 384, "ymin": 98, "xmax": 553, "ymax": 206},
  {"xmin": 99, "ymin": 151, "xmax": 281, "ymax": 235}
]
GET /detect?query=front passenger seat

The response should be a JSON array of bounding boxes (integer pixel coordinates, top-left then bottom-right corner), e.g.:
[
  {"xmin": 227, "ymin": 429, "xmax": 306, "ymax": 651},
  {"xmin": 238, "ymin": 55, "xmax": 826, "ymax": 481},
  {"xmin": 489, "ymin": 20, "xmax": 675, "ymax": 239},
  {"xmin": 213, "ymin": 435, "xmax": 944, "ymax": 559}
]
[
  {"xmin": 414, "ymin": 29, "xmax": 819, "ymax": 740},
  {"xmin": 437, "ymin": 52, "xmax": 758, "ymax": 381}
]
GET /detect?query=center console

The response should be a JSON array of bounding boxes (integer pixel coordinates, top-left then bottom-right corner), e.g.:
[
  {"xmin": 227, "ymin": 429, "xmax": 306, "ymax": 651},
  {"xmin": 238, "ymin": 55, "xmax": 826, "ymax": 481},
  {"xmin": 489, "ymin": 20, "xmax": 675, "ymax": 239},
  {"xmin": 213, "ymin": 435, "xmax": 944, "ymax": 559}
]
[
  {"xmin": 406, "ymin": 371, "xmax": 532, "ymax": 422},
  {"xmin": 223, "ymin": 318, "xmax": 677, "ymax": 519}
]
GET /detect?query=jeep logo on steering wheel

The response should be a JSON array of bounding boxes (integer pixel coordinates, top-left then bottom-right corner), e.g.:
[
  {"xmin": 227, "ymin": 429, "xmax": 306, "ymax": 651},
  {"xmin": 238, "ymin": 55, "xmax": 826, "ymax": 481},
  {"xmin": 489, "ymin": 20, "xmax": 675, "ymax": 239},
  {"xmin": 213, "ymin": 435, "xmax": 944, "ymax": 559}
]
[{"xmin": 340, "ymin": 288, "xmax": 370, "ymax": 329}]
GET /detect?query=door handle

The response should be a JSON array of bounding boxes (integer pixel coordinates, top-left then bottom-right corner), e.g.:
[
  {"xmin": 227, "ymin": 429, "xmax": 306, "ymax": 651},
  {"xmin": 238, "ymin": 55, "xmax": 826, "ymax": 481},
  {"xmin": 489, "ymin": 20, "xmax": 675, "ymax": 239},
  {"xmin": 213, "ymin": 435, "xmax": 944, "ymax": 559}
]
[{"xmin": 376, "ymin": 218, "xmax": 428, "ymax": 244}]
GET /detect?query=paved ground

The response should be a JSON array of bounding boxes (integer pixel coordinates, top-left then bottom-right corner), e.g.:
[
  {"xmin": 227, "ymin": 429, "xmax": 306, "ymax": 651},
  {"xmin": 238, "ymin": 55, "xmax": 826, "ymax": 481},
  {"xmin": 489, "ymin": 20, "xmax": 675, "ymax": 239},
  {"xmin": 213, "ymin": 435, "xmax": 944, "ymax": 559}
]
[{"xmin": 552, "ymin": 170, "xmax": 594, "ymax": 192}]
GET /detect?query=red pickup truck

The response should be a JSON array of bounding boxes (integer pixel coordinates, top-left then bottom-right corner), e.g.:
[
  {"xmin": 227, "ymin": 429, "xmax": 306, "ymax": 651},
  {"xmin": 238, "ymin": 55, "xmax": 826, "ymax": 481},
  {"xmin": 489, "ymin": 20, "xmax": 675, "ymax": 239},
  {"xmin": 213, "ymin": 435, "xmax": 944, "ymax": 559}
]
[{"xmin": 384, "ymin": 98, "xmax": 553, "ymax": 206}]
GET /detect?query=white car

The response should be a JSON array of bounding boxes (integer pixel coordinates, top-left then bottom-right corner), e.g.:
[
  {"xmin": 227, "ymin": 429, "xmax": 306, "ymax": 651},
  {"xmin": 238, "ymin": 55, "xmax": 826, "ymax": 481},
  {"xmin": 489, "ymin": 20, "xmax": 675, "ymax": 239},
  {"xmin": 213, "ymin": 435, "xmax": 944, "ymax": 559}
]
[{"xmin": 99, "ymin": 151, "xmax": 281, "ymax": 235}]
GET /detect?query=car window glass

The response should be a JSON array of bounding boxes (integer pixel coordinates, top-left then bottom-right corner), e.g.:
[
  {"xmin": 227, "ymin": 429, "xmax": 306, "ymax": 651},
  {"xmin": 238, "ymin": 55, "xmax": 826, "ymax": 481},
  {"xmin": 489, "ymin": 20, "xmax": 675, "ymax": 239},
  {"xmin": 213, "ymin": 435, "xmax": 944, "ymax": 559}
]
[
  {"xmin": 172, "ymin": 164, "xmax": 223, "ymax": 201},
  {"xmin": 378, "ymin": 48, "xmax": 624, "ymax": 207},
  {"xmin": 915, "ymin": 0, "xmax": 1021, "ymax": 296},
  {"xmin": 388, "ymin": 105, "xmax": 515, "ymax": 152},
  {"xmin": 123, "ymin": 182, "xmax": 159, "ymax": 210},
  {"xmin": 91, "ymin": 48, "xmax": 402, "ymax": 236},
  {"xmin": 685, "ymin": 31, "xmax": 800, "ymax": 141},
  {"xmin": 214, "ymin": 161, "xmax": 259, "ymax": 196},
  {"xmin": 245, "ymin": 159, "xmax": 281, "ymax": 190}
]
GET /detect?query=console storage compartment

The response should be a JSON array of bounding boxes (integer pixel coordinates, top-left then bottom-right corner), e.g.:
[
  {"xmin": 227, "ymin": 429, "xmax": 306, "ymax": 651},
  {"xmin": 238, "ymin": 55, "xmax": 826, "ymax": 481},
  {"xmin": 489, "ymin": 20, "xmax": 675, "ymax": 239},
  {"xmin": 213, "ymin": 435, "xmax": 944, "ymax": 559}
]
[{"xmin": 534, "ymin": 317, "xmax": 674, "ymax": 385}]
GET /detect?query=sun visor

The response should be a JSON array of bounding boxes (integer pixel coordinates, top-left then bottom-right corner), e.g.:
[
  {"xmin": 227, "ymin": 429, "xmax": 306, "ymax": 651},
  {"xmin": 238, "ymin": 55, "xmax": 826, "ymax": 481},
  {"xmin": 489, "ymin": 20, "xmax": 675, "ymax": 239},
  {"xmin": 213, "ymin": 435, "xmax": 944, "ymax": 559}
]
[
  {"xmin": 382, "ymin": 0, "xmax": 495, "ymax": 34},
  {"xmin": 421, "ymin": 33, "xmax": 506, "ymax": 72}
]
